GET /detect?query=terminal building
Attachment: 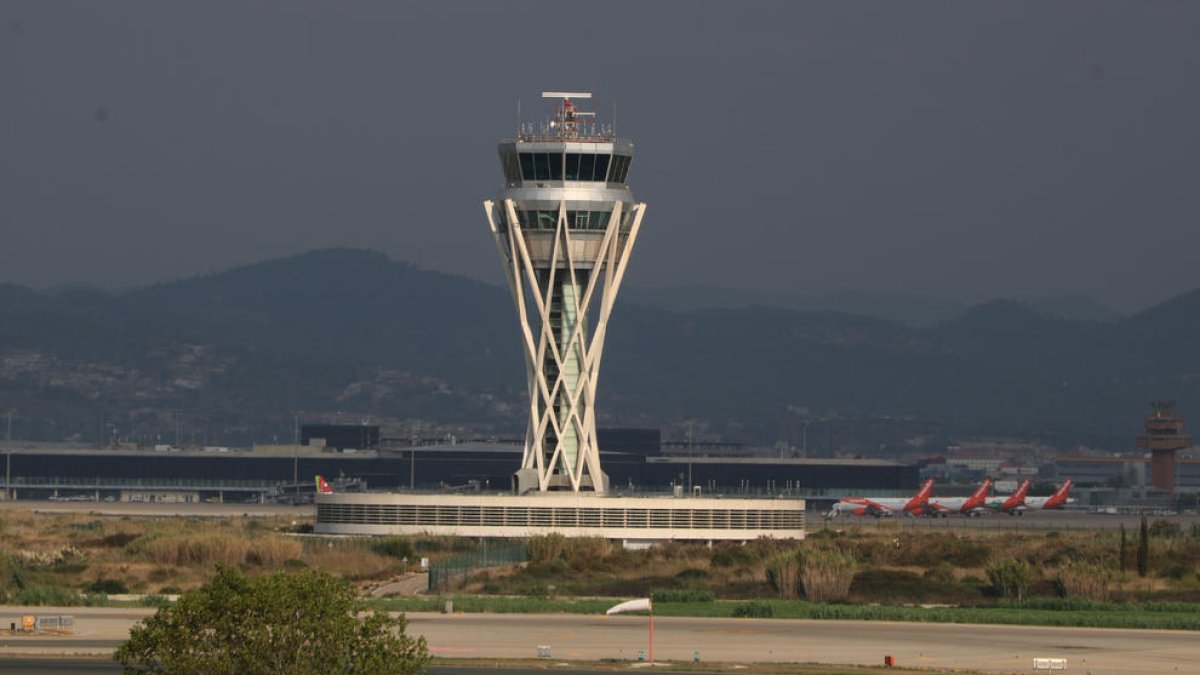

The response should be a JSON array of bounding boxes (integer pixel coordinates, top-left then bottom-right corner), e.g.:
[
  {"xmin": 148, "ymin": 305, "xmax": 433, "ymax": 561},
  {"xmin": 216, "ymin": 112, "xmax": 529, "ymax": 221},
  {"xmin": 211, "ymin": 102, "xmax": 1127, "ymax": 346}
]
[{"xmin": 0, "ymin": 435, "xmax": 914, "ymax": 504}]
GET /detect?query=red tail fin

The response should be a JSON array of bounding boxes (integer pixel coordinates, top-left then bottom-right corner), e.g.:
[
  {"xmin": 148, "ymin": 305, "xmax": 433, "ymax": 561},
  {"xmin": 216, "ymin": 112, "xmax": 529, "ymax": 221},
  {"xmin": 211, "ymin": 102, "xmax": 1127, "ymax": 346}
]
[
  {"xmin": 1045, "ymin": 479, "xmax": 1072, "ymax": 508},
  {"xmin": 315, "ymin": 475, "xmax": 333, "ymax": 494},
  {"xmin": 965, "ymin": 478, "xmax": 992, "ymax": 509},
  {"xmin": 905, "ymin": 479, "xmax": 935, "ymax": 511},
  {"xmin": 916, "ymin": 478, "xmax": 934, "ymax": 501},
  {"xmin": 1013, "ymin": 479, "xmax": 1031, "ymax": 502}
]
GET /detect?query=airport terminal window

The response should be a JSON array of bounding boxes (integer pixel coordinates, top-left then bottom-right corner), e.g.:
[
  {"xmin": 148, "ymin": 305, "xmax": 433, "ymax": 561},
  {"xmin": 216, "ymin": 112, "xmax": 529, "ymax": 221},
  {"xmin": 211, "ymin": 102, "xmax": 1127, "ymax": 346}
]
[
  {"xmin": 548, "ymin": 153, "xmax": 563, "ymax": 180},
  {"xmin": 565, "ymin": 153, "xmax": 581, "ymax": 180},
  {"xmin": 519, "ymin": 153, "xmax": 535, "ymax": 180}
]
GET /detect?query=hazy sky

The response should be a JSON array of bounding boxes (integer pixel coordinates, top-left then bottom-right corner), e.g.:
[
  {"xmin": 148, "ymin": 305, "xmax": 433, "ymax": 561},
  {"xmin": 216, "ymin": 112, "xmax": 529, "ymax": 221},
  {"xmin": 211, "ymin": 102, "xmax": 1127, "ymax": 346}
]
[{"xmin": 2, "ymin": 2, "xmax": 1198, "ymax": 311}]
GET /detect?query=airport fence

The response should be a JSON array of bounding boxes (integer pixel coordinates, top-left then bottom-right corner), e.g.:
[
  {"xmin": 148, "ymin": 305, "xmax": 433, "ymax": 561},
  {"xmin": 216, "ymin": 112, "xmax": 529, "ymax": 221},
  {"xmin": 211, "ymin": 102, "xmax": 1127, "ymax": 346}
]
[{"xmin": 427, "ymin": 543, "xmax": 528, "ymax": 592}]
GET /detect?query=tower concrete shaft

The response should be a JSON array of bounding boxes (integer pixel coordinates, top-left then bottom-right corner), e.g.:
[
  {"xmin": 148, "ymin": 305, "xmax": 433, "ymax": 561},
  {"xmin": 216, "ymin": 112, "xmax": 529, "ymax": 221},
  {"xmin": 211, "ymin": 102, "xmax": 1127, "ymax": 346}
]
[{"xmin": 484, "ymin": 92, "xmax": 645, "ymax": 494}]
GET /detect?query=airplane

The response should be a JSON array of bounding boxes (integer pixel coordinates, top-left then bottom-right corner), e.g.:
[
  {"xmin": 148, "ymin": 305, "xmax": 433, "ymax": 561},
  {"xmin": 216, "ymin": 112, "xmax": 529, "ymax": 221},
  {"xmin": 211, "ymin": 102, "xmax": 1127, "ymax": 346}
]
[
  {"xmin": 315, "ymin": 475, "xmax": 334, "ymax": 494},
  {"xmin": 983, "ymin": 479, "xmax": 1032, "ymax": 515},
  {"xmin": 826, "ymin": 479, "xmax": 935, "ymax": 519},
  {"xmin": 926, "ymin": 478, "xmax": 993, "ymax": 517},
  {"xmin": 1024, "ymin": 479, "xmax": 1073, "ymax": 511}
]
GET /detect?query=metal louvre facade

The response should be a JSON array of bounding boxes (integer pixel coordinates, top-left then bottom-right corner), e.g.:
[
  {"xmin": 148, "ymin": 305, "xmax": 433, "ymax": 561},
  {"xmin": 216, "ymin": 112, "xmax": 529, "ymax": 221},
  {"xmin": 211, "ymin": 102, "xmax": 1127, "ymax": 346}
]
[{"xmin": 315, "ymin": 494, "xmax": 805, "ymax": 541}]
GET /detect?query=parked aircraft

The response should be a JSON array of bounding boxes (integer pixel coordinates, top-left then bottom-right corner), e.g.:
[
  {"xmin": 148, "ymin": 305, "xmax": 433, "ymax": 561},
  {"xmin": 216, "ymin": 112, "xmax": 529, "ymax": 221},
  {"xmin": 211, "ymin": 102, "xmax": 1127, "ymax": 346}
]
[
  {"xmin": 315, "ymin": 475, "xmax": 334, "ymax": 494},
  {"xmin": 826, "ymin": 479, "xmax": 935, "ymax": 519},
  {"xmin": 1025, "ymin": 479, "xmax": 1073, "ymax": 511},
  {"xmin": 984, "ymin": 479, "xmax": 1032, "ymax": 515},
  {"xmin": 927, "ymin": 478, "xmax": 993, "ymax": 517}
]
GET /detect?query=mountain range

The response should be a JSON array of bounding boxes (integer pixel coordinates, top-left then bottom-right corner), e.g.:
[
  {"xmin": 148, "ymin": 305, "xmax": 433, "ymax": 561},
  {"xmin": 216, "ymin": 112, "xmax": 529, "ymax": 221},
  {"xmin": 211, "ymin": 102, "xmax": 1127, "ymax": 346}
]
[{"xmin": 0, "ymin": 248, "xmax": 1196, "ymax": 451}]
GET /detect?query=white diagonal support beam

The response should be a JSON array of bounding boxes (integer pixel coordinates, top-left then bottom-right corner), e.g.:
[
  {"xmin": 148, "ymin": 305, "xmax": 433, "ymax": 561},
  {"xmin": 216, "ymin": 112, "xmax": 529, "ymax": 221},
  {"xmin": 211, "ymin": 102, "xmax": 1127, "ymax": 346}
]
[{"xmin": 484, "ymin": 198, "xmax": 644, "ymax": 494}]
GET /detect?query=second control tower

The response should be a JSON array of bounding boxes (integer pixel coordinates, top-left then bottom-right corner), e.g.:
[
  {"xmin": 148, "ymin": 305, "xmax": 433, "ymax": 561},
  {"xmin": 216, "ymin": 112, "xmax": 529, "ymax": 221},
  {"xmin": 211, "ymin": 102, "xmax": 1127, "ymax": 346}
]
[{"xmin": 484, "ymin": 92, "xmax": 646, "ymax": 495}]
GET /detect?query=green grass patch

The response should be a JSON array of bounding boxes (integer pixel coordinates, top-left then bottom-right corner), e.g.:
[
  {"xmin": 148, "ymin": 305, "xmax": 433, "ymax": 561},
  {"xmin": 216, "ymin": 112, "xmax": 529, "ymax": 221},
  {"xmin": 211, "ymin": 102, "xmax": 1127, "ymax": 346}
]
[{"xmin": 375, "ymin": 595, "xmax": 1200, "ymax": 630}]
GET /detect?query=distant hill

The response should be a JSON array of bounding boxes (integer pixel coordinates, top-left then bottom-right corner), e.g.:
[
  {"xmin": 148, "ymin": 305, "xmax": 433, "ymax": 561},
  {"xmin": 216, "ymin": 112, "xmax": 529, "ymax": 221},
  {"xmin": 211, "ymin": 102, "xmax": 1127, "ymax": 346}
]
[
  {"xmin": 0, "ymin": 248, "xmax": 1191, "ymax": 450},
  {"xmin": 626, "ymin": 285, "xmax": 1123, "ymax": 326}
]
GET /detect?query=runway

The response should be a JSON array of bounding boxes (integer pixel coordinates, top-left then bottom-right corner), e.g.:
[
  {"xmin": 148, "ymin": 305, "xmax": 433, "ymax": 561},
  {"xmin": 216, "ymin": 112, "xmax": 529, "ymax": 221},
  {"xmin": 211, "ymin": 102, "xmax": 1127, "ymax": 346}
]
[
  {"xmin": 0, "ymin": 501, "xmax": 310, "ymax": 519},
  {"xmin": 3, "ymin": 608, "xmax": 1197, "ymax": 674}
]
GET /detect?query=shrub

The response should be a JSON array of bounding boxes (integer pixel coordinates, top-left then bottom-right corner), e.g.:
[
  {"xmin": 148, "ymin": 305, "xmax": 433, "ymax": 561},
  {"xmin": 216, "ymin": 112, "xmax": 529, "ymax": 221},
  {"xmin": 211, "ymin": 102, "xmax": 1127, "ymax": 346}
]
[
  {"xmin": 731, "ymin": 601, "xmax": 775, "ymax": 618},
  {"xmin": 16, "ymin": 584, "xmax": 79, "ymax": 606},
  {"xmin": 372, "ymin": 537, "xmax": 415, "ymax": 560},
  {"xmin": 674, "ymin": 568, "xmax": 710, "ymax": 581},
  {"xmin": 88, "ymin": 578, "xmax": 129, "ymax": 595},
  {"xmin": 564, "ymin": 538, "xmax": 613, "ymax": 572},
  {"xmin": 797, "ymin": 549, "xmax": 856, "ymax": 602},
  {"xmin": 650, "ymin": 589, "xmax": 714, "ymax": 603},
  {"xmin": 710, "ymin": 545, "xmax": 756, "ymax": 568},
  {"xmin": 986, "ymin": 558, "xmax": 1034, "ymax": 600},
  {"xmin": 526, "ymin": 534, "xmax": 567, "ymax": 565},
  {"xmin": 98, "ymin": 532, "xmax": 140, "ymax": 548},
  {"xmin": 924, "ymin": 561, "xmax": 955, "ymax": 584},
  {"xmin": 1138, "ymin": 517, "xmax": 1150, "ymax": 577},
  {"xmin": 765, "ymin": 551, "xmax": 801, "ymax": 599},
  {"xmin": 1057, "ymin": 560, "xmax": 1115, "ymax": 601},
  {"xmin": 1150, "ymin": 520, "xmax": 1182, "ymax": 539},
  {"xmin": 1160, "ymin": 562, "xmax": 1194, "ymax": 581},
  {"xmin": 140, "ymin": 593, "xmax": 171, "ymax": 607}
]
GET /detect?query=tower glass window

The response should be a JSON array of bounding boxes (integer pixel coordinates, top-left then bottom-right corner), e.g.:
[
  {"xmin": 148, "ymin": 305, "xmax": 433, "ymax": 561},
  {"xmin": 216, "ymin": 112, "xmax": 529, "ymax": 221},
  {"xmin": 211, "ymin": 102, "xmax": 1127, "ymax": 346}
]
[{"xmin": 592, "ymin": 154, "xmax": 610, "ymax": 181}]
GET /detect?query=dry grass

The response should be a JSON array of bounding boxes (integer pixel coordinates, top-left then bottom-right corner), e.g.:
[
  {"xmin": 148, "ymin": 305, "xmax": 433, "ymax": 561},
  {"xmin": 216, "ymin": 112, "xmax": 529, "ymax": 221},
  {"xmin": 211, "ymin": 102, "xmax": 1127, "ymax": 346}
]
[
  {"xmin": 302, "ymin": 547, "xmax": 397, "ymax": 580},
  {"xmin": 140, "ymin": 534, "xmax": 251, "ymax": 566}
]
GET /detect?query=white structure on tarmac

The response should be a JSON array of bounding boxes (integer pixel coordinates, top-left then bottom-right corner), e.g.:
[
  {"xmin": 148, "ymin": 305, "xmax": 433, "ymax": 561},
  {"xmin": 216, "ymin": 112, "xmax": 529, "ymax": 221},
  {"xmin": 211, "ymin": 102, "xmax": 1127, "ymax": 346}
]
[{"xmin": 484, "ymin": 92, "xmax": 645, "ymax": 496}]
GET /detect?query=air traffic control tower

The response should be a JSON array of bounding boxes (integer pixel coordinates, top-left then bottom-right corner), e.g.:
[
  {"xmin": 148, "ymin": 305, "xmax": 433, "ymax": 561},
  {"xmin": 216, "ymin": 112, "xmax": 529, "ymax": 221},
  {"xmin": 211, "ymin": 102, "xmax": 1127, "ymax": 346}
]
[
  {"xmin": 314, "ymin": 92, "xmax": 804, "ymax": 542},
  {"xmin": 484, "ymin": 92, "xmax": 644, "ymax": 496}
]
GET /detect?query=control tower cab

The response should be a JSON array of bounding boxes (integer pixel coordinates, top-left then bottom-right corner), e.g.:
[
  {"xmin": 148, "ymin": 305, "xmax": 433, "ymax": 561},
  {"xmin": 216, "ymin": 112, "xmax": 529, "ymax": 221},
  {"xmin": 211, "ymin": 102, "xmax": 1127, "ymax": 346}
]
[{"xmin": 484, "ymin": 92, "xmax": 646, "ymax": 495}]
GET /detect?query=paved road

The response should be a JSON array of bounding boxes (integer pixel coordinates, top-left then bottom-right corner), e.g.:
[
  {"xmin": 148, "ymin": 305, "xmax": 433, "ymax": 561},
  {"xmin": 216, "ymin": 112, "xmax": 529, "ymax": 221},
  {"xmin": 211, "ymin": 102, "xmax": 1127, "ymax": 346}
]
[
  {"xmin": 5, "ymin": 608, "xmax": 1196, "ymax": 674},
  {"xmin": 0, "ymin": 659, "xmax": 652, "ymax": 674}
]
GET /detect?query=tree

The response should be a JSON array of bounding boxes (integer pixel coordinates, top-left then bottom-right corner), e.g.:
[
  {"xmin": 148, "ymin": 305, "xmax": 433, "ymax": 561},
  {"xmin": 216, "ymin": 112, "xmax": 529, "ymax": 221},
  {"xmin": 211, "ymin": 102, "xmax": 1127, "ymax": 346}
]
[
  {"xmin": 114, "ymin": 567, "xmax": 429, "ymax": 674},
  {"xmin": 1119, "ymin": 523, "xmax": 1128, "ymax": 572},
  {"xmin": 985, "ymin": 558, "xmax": 1034, "ymax": 601},
  {"xmin": 1137, "ymin": 516, "xmax": 1150, "ymax": 578}
]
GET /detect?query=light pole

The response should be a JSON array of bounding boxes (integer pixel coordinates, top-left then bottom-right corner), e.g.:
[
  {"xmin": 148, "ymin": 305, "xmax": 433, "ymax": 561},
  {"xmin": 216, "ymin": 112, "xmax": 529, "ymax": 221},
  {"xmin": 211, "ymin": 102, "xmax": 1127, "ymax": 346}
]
[
  {"xmin": 686, "ymin": 418, "xmax": 695, "ymax": 492},
  {"xmin": 5, "ymin": 410, "xmax": 12, "ymax": 501}
]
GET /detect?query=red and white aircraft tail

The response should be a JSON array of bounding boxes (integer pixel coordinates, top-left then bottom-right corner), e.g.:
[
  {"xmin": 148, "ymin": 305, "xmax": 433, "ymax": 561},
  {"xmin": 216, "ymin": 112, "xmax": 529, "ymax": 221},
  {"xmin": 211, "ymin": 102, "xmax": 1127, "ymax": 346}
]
[
  {"xmin": 315, "ymin": 475, "xmax": 334, "ymax": 494},
  {"xmin": 1028, "ymin": 479, "xmax": 1073, "ymax": 510},
  {"xmin": 987, "ymin": 478, "xmax": 1031, "ymax": 515},
  {"xmin": 962, "ymin": 477, "xmax": 993, "ymax": 512},
  {"xmin": 926, "ymin": 477, "xmax": 992, "ymax": 516},
  {"xmin": 903, "ymin": 478, "xmax": 935, "ymax": 514}
]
